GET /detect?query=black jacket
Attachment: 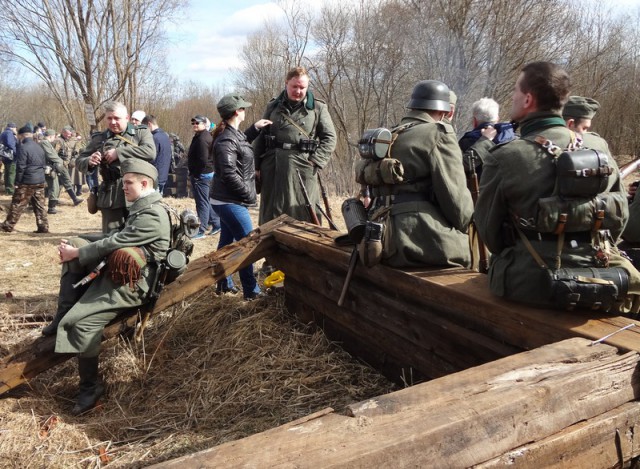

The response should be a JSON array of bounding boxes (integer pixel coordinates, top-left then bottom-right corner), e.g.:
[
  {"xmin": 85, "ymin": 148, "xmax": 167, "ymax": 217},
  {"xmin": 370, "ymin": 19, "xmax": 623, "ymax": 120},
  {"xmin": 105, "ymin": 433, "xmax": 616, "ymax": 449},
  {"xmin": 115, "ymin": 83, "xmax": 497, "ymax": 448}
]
[
  {"xmin": 187, "ymin": 130, "xmax": 214, "ymax": 176},
  {"xmin": 15, "ymin": 137, "xmax": 45, "ymax": 185},
  {"xmin": 210, "ymin": 126, "xmax": 257, "ymax": 205}
]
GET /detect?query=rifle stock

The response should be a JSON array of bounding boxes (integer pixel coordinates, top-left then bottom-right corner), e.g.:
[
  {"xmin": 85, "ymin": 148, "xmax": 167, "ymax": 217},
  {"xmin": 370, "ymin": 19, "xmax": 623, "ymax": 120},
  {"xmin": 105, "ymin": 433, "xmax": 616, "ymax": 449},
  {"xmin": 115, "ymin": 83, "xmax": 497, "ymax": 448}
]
[
  {"xmin": 296, "ymin": 169, "xmax": 321, "ymax": 225},
  {"xmin": 465, "ymin": 150, "xmax": 489, "ymax": 274}
]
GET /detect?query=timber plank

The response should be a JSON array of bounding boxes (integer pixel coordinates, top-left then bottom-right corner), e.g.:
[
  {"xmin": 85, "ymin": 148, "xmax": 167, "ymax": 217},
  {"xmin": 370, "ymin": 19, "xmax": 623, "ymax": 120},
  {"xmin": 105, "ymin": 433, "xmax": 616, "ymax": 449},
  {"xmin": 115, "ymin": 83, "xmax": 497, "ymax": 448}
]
[
  {"xmin": 475, "ymin": 401, "xmax": 640, "ymax": 468},
  {"xmin": 271, "ymin": 220, "xmax": 640, "ymax": 353},
  {"xmin": 276, "ymin": 253, "xmax": 518, "ymax": 380},
  {"xmin": 345, "ymin": 337, "xmax": 619, "ymax": 418},
  {"xmin": 151, "ymin": 339, "xmax": 639, "ymax": 468}
]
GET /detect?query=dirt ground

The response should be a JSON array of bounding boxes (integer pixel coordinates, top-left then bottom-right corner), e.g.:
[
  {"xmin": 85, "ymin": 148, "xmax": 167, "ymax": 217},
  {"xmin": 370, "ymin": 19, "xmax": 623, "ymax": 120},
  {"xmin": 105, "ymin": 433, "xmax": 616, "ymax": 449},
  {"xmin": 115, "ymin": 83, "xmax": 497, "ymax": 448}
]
[{"xmin": 0, "ymin": 188, "xmax": 395, "ymax": 468}]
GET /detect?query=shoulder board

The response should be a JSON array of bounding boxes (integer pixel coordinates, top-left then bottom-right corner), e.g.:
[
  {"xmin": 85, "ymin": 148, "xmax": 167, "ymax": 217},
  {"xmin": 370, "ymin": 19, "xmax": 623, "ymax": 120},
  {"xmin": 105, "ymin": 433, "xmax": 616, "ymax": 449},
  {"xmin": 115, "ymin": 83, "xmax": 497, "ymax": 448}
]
[
  {"xmin": 436, "ymin": 121, "xmax": 455, "ymax": 134},
  {"xmin": 314, "ymin": 97, "xmax": 327, "ymax": 105},
  {"xmin": 136, "ymin": 124, "xmax": 148, "ymax": 130},
  {"xmin": 586, "ymin": 131, "xmax": 601, "ymax": 137},
  {"xmin": 489, "ymin": 139, "xmax": 517, "ymax": 152}
]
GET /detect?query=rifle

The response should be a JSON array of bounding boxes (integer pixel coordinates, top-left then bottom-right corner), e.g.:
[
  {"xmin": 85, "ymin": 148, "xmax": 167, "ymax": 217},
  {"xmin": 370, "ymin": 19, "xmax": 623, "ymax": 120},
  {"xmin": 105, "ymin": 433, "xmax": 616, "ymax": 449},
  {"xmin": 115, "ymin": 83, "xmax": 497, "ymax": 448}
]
[
  {"xmin": 296, "ymin": 169, "xmax": 321, "ymax": 225},
  {"xmin": 620, "ymin": 155, "xmax": 640, "ymax": 179},
  {"xmin": 465, "ymin": 150, "xmax": 489, "ymax": 274},
  {"xmin": 338, "ymin": 247, "xmax": 359, "ymax": 307},
  {"xmin": 316, "ymin": 203, "xmax": 339, "ymax": 230},
  {"xmin": 317, "ymin": 171, "xmax": 334, "ymax": 225}
]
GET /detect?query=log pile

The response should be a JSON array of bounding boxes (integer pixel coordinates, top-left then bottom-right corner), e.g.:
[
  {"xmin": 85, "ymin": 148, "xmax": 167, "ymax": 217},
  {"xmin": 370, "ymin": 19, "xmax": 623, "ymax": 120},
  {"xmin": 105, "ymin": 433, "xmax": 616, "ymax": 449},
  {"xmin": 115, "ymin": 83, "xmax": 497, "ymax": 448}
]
[
  {"xmin": 269, "ymin": 219, "xmax": 640, "ymax": 382},
  {"xmin": 151, "ymin": 338, "xmax": 640, "ymax": 468}
]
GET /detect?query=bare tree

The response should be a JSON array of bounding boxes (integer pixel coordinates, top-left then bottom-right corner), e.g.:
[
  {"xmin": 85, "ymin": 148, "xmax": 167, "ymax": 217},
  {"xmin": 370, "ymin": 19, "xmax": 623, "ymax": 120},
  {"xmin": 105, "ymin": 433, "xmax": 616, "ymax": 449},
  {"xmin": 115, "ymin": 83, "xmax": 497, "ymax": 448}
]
[{"xmin": 0, "ymin": 0, "xmax": 186, "ymax": 131}]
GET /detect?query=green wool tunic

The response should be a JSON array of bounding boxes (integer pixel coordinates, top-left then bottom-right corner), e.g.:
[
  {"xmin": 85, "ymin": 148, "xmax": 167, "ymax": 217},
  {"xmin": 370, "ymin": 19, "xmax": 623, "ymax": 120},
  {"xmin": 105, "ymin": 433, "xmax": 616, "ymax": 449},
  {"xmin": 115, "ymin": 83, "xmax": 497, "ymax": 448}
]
[
  {"xmin": 55, "ymin": 191, "xmax": 170, "ymax": 357},
  {"xmin": 475, "ymin": 112, "xmax": 640, "ymax": 308},
  {"xmin": 76, "ymin": 123, "xmax": 156, "ymax": 233},
  {"xmin": 253, "ymin": 93, "xmax": 336, "ymax": 225},
  {"xmin": 378, "ymin": 110, "xmax": 473, "ymax": 268}
]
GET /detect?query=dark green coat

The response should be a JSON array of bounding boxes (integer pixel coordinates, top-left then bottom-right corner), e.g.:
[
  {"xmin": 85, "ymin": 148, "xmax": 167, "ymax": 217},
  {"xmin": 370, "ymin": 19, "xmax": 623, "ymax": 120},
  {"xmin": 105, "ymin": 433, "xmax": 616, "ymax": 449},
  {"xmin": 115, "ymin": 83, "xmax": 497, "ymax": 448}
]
[
  {"xmin": 475, "ymin": 112, "xmax": 640, "ymax": 307},
  {"xmin": 76, "ymin": 123, "xmax": 155, "ymax": 232},
  {"xmin": 380, "ymin": 110, "xmax": 473, "ymax": 268},
  {"xmin": 253, "ymin": 92, "xmax": 336, "ymax": 224},
  {"xmin": 55, "ymin": 191, "xmax": 170, "ymax": 356}
]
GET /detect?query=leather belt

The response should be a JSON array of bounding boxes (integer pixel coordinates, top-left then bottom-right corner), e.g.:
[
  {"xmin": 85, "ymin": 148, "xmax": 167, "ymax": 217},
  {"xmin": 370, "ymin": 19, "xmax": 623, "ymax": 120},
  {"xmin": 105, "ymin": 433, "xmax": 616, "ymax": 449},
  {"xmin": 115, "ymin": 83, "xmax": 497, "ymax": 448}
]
[
  {"xmin": 522, "ymin": 230, "xmax": 592, "ymax": 243},
  {"xmin": 391, "ymin": 193, "xmax": 431, "ymax": 204},
  {"xmin": 275, "ymin": 142, "xmax": 297, "ymax": 150}
]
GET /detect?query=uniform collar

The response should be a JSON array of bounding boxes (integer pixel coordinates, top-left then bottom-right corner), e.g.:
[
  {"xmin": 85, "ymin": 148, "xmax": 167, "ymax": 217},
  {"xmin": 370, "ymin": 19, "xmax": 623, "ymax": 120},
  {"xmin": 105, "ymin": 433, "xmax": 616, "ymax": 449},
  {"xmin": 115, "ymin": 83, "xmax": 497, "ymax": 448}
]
[
  {"xmin": 403, "ymin": 109, "xmax": 439, "ymax": 124},
  {"xmin": 519, "ymin": 111, "xmax": 566, "ymax": 137},
  {"xmin": 128, "ymin": 190, "xmax": 162, "ymax": 214},
  {"xmin": 106, "ymin": 122, "xmax": 137, "ymax": 139}
]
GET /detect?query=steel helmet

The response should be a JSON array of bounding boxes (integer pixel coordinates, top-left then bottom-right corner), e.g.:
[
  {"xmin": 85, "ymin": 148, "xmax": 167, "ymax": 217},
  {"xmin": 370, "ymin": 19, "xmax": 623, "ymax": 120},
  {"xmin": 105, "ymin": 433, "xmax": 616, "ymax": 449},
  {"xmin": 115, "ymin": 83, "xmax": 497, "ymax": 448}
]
[{"xmin": 407, "ymin": 80, "xmax": 451, "ymax": 112}]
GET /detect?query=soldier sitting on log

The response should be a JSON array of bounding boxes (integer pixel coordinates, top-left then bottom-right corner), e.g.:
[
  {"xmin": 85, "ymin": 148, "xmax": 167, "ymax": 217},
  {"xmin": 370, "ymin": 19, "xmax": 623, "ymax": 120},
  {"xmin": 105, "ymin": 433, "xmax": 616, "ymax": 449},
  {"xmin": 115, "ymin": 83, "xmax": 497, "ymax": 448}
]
[
  {"xmin": 475, "ymin": 61, "xmax": 640, "ymax": 313},
  {"xmin": 42, "ymin": 159, "xmax": 171, "ymax": 415}
]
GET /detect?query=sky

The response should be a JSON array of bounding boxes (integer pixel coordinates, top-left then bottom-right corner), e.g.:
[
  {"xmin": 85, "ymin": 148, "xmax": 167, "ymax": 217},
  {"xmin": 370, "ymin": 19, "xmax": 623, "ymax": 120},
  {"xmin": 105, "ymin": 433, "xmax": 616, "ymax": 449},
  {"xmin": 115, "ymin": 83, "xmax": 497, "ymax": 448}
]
[
  {"xmin": 165, "ymin": 0, "xmax": 285, "ymax": 90},
  {"xmin": 167, "ymin": 0, "xmax": 640, "ymax": 91}
]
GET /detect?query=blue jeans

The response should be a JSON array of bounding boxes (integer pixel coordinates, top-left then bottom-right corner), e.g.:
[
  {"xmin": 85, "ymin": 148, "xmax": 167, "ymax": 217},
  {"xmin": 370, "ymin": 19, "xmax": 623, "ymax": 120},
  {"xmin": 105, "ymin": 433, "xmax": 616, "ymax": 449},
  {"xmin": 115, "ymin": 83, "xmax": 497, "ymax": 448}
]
[
  {"xmin": 190, "ymin": 172, "xmax": 220, "ymax": 234},
  {"xmin": 212, "ymin": 203, "xmax": 260, "ymax": 298}
]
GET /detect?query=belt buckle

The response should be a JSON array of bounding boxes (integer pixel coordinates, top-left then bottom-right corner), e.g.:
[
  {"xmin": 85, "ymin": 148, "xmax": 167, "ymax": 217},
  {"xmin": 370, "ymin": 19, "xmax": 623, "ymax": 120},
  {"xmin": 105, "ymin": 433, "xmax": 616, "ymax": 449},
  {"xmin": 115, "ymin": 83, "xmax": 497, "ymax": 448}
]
[{"xmin": 282, "ymin": 143, "xmax": 294, "ymax": 150}]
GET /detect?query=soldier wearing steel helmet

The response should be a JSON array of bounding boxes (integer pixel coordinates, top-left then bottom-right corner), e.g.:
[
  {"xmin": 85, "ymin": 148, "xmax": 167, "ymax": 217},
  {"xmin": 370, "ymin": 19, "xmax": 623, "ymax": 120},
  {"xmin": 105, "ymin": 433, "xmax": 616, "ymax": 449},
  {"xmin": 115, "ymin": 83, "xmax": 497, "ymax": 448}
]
[{"xmin": 375, "ymin": 79, "xmax": 473, "ymax": 268}]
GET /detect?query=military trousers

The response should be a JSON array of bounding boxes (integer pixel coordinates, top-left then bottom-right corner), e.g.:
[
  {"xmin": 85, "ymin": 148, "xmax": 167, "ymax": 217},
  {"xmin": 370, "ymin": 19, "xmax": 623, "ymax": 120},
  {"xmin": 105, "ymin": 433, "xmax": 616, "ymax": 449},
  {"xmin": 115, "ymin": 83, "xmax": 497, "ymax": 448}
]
[
  {"xmin": 1, "ymin": 183, "xmax": 48, "ymax": 232},
  {"xmin": 55, "ymin": 237, "xmax": 147, "ymax": 357},
  {"xmin": 2, "ymin": 158, "xmax": 15, "ymax": 194},
  {"xmin": 46, "ymin": 163, "xmax": 74, "ymax": 203}
]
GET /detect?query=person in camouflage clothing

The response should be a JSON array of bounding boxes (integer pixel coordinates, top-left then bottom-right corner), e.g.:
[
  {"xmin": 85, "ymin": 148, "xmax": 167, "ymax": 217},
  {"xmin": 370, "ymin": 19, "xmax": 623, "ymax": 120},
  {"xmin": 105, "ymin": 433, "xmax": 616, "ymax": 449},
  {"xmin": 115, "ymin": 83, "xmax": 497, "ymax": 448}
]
[
  {"xmin": 0, "ymin": 124, "xmax": 48, "ymax": 233},
  {"xmin": 56, "ymin": 126, "xmax": 85, "ymax": 196},
  {"xmin": 76, "ymin": 101, "xmax": 156, "ymax": 233},
  {"xmin": 42, "ymin": 129, "xmax": 83, "ymax": 214}
]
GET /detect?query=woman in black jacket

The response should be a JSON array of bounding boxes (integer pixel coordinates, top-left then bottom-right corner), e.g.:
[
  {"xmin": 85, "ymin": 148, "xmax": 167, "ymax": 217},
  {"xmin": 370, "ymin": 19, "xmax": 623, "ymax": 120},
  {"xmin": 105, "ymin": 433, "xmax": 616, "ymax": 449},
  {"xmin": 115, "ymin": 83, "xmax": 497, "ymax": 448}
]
[{"xmin": 210, "ymin": 94, "xmax": 271, "ymax": 299}]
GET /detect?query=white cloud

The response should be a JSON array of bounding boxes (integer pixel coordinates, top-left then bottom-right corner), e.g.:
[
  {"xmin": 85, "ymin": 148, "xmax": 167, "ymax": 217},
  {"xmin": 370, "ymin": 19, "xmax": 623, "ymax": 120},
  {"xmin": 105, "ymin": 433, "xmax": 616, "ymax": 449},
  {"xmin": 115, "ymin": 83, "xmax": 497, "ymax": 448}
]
[{"xmin": 166, "ymin": 2, "xmax": 284, "ymax": 88}]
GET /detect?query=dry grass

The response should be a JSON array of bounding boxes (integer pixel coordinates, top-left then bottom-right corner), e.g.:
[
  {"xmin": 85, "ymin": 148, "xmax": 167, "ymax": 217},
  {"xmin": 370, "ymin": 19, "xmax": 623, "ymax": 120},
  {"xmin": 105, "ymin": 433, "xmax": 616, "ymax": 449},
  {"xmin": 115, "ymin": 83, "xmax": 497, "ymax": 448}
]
[{"xmin": 0, "ymin": 189, "xmax": 394, "ymax": 468}]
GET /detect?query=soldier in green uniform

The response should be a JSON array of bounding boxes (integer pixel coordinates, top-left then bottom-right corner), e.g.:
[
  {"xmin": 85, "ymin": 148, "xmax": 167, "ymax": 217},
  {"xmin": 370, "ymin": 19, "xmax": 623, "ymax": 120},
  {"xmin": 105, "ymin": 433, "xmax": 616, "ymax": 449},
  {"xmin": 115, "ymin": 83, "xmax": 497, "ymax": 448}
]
[
  {"xmin": 42, "ymin": 159, "xmax": 170, "ymax": 415},
  {"xmin": 253, "ymin": 66, "xmax": 337, "ymax": 225},
  {"xmin": 475, "ymin": 62, "xmax": 640, "ymax": 310},
  {"xmin": 42, "ymin": 129, "xmax": 83, "ymax": 214},
  {"xmin": 56, "ymin": 126, "xmax": 85, "ymax": 196},
  {"xmin": 373, "ymin": 80, "xmax": 473, "ymax": 268},
  {"xmin": 76, "ymin": 101, "xmax": 156, "ymax": 233}
]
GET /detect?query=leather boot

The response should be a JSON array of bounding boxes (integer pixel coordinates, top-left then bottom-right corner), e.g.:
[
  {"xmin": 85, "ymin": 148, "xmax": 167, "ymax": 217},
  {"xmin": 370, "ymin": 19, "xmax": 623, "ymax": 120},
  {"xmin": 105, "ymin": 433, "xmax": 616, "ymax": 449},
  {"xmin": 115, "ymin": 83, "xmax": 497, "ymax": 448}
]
[
  {"xmin": 71, "ymin": 356, "xmax": 104, "ymax": 416},
  {"xmin": 47, "ymin": 200, "xmax": 57, "ymax": 214},
  {"xmin": 42, "ymin": 273, "xmax": 85, "ymax": 336},
  {"xmin": 67, "ymin": 188, "xmax": 84, "ymax": 206}
]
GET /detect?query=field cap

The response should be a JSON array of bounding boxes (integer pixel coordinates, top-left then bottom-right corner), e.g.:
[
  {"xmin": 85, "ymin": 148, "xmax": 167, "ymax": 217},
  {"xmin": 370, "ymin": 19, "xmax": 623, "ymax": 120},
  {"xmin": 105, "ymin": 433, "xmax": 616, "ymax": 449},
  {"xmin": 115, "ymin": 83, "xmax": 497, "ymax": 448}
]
[
  {"xmin": 562, "ymin": 96, "xmax": 600, "ymax": 119},
  {"xmin": 217, "ymin": 94, "xmax": 252, "ymax": 119},
  {"xmin": 121, "ymin": 159, "xmax": 158, "ymax": 183}
]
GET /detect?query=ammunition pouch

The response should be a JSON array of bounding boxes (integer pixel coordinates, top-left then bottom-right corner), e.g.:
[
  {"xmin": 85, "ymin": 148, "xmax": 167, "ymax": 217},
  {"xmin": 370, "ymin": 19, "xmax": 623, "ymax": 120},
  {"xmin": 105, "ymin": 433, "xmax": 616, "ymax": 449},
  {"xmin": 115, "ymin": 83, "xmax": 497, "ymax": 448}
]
[
  {"xmin": 355, "ymin": 158, "xmax": 404, "ymax": 186},
  {"xmin": 358, "ymin": 220, "xmax": 384, "ymax": 268},
  {"xmin": 547, "ymin": 267, "xmax": 629, "ymax": 312}
]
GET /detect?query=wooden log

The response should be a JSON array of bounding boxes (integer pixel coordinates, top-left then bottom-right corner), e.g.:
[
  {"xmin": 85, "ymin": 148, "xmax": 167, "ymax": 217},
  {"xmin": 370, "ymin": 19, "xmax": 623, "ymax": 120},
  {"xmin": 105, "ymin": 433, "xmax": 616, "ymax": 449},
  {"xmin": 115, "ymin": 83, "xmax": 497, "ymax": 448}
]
[
  {"xmin": 0, "ymin": 216, "xmax": 287, "ymax": 395},
  {"xmin": 345, "ymin": 337, "xmax": 619, "ymax": 418},
  {"xmin": 476, "ymin": 401, "xmax": 640, "ymax": 468},
  {"xmin": 150, "ymin": 339, "xmax": 640, "ymax": 468},
  {"xmin": 270, "ymin": 219, "xmax": 640, "ymax": 353}
]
